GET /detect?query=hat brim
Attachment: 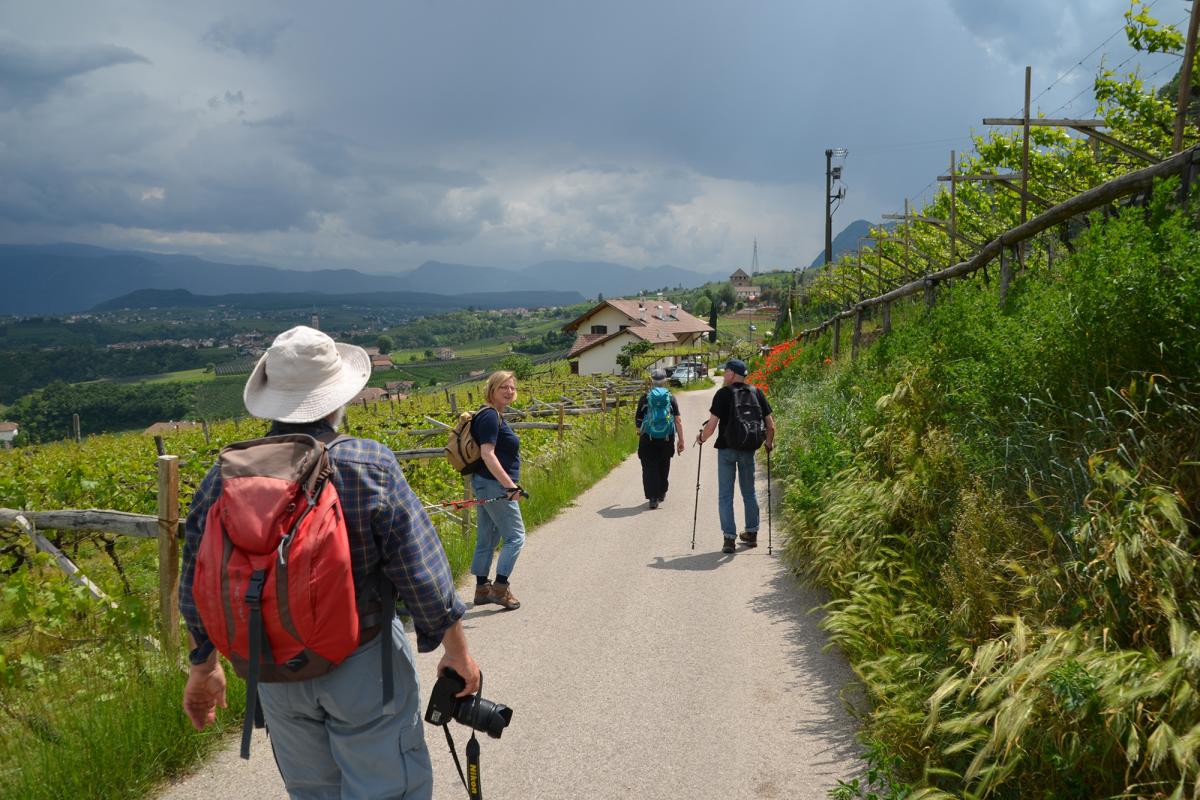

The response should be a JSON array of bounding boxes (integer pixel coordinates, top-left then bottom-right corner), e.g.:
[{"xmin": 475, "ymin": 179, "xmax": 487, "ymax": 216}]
[{"xmin": 243, "ymin": 342, "xmax": 372, "ymax": 423}]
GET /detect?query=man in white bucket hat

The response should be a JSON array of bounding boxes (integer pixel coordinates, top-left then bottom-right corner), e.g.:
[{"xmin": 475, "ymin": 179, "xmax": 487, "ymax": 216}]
[{"xmin": 179, "ymin": 325, "xmax": 479, "ymax": 799}]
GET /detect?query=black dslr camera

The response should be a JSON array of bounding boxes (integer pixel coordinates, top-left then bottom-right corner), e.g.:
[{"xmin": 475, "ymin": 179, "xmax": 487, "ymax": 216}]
[{"xmin": 425, "ymin": 668, "xmax": 513, "ymax": 739}]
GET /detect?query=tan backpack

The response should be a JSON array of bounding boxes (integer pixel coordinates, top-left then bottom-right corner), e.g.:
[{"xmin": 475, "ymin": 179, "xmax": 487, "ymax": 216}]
[{"xmin": 444, "ymin": 407, "xmax": 486, "ymax": 474}]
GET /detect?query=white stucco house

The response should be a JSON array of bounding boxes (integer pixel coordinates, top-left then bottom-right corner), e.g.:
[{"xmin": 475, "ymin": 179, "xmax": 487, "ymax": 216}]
[
  {"xmin": 0, "ymin": 422, "xmax": 16, "ymax": 446},
  {"xmin": 563, "ymin": 298, "xmax": 713, "ymax": 376}
]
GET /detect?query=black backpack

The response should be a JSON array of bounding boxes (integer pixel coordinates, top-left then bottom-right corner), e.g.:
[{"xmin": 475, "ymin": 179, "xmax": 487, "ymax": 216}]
[{"xmin": 726, "ymin": 384, "xmax": 766, "ymax": 451}]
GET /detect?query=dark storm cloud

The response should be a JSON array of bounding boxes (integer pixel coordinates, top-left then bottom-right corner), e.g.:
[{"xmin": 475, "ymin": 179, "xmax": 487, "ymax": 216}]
[
  {"xmin": 0, "ymin": 0, "xmax": 1167, "ymax": 273},
  {"xmin": 201, "ymin": 17, "xmax": 290, "ymax": 58},
  {"xmin": 946, "ymin": 0, "xmax": 1124, "ymax": 68},
  {"xmin": 0, "ymin": 32, "xmax": 148, "ymax": 108}
]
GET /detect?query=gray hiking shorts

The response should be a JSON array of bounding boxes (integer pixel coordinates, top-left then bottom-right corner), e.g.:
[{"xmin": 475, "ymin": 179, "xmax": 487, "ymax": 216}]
[{"xmin": 257, "ymin": 619, "xmax": 433, "ymax": 799}]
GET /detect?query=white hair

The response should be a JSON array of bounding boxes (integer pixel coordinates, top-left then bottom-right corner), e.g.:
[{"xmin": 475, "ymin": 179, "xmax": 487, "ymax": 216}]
[{"xmin": 324, "ymin": 406, "xmax": 347, "ymax": 432}]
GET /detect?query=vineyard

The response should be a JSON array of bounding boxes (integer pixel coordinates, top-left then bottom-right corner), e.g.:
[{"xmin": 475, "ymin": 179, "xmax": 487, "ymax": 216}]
[{"xmin": 0, "ymin": 369, "xmax": 644, "ymax": 799}]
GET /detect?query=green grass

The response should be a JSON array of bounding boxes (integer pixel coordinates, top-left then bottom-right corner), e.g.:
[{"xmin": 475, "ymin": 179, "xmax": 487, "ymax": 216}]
[
  {"xmin": 764, "ymin": 196, "xmax": 1200, "ymax": 798},
  {"xmin": 0, "ymin": 648, "xmax": 247, "ymax": 800},
  {"xmin": 137, "ymin": 368, "xmax": 211, "ymax": 384}
]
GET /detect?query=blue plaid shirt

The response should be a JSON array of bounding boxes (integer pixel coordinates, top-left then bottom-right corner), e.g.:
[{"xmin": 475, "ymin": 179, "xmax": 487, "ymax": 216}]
[{"xmin": 179, "ymin": 421, "xmax": 465, "ymax": 657}]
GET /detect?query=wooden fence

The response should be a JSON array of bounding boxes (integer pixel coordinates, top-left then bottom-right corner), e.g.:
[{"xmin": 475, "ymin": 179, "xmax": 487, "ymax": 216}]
[
  {"xmin": 0, "ymin": 380, "xmax": 648, "ymax": 660},
  {"xmin": 795, "ymin": 144, "xmax": 1200, "ymax": 356}
]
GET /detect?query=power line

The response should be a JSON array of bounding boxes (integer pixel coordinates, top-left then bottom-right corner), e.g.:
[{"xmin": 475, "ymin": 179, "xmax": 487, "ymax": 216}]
[{"xmin": 1041, "ymin": 10, "xmax": 1189, "ymax": 117}]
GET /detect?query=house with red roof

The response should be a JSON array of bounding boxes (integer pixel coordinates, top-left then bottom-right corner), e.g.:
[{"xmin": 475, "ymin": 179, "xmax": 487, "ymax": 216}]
[{"xmin": 562, "ymin": 298, "xmax": 713, "ymax": 375}]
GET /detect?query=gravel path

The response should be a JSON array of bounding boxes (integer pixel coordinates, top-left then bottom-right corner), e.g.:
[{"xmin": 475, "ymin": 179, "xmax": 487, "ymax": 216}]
[{"xmin": 156, "ymin": 386, "xmax": 861, "ymax": 799}]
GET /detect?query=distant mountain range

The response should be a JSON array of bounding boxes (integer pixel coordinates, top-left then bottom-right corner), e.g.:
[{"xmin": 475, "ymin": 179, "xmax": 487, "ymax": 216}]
[
  {"xmin": 91, "ymin": 287, "xmax": 586, "ymax": 312},
  {"xmin": 0, "ymin": 243, "xmax": 725, "ymax": 315}
]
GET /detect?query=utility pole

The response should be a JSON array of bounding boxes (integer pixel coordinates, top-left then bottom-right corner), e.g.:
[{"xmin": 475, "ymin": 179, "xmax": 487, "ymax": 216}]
[
  {"xmin": 824, "ymin": 148, "xmax": 848, "ymax": 265},
  {"xmin": 825, "ymin": 150, "xmax": 833, "ymax": 265}
]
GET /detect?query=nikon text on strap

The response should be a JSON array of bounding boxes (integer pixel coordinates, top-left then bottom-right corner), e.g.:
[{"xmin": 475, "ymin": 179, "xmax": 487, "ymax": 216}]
[{"xmin": 442, "ymin": 672, "xmax": 484, "ymax": 800}]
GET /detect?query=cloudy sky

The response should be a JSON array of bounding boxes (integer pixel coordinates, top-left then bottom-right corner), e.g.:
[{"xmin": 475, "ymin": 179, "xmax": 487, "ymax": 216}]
[{"xmin": 0, "ymin": 0, "xmax": 1187, "ymax": 276}]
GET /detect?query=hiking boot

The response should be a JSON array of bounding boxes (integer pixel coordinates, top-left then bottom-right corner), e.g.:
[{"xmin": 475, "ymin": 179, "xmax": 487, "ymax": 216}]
[
  {"xmin": 739, "ymin": 531, "xmax": 758, "ymax": 547},
  {"xmin": 489, "ymin": 582, "xmax": 521, "ymax": 610},
  {"xmin": 648, "ymin": 498, "xmax": 659, "ymax": 509},
  {"xmin": 722, "ymin": 537, "xmax": 736, "ymax": 554},
  {"xmin": 473, "ymin": 581, "xmax": 493, "ymax": 606}
]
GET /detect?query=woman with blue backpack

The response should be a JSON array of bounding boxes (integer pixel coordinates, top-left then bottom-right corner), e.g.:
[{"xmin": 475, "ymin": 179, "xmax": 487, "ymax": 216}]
[{"xmin": 635, "ymin": 368, "xmax": 685, "ymax": 509}]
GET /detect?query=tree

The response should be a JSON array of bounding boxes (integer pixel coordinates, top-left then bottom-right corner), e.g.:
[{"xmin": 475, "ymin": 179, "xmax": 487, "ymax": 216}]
[
  {"xmin": 377, "ymin": 334, "xmax": 394, "ymax": 355},
  {"xmin": 424, "ymin": 349, "xmax": 434, "ymax": 360},
  {"xmin": 717, "ymin": 283, "xmax": 737, "ymax": 310},
  {"xmin": 496, "ymin": 354, "xmax": 533, "ymax": 380},
  {"xmin": 616, "ymin": 340, "xmax": 654, "ymax": 373}
]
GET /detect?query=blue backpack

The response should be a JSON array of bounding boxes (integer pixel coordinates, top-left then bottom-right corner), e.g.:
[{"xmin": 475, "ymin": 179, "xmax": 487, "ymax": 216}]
[{"xmin": 640, "ymin": 387, "xmax": 674, "ymax": 440}]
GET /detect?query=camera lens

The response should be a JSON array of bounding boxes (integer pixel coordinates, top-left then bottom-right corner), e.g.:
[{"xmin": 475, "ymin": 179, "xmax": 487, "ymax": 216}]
[{"xmin": 453, "ymin": 696, "xmax": 514, "ymax": 739}]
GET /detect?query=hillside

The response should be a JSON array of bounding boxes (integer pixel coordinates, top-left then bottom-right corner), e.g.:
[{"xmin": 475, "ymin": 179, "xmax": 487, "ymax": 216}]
[{"xmin": 0, "ymin": 244, "xmax": 722, "ymax": 315}]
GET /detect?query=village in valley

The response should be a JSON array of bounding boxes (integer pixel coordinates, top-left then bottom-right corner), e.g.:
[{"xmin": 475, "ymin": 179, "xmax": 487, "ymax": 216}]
[{"xmin": 0, "ymin": 265, "xmax": 788, "ymax": 445}]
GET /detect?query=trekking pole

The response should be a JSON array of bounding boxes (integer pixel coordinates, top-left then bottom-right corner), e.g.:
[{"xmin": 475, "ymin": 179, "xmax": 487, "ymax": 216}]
[
  {"xmin": 766, "ymin": 446, "xmax": 773, "ymax": 555},
  {"xmin": 422, "ymin": 489, "xmax": 529, "ymax": 515},
  {"xmin": 691, "ymin": 427, "xmax": 704, "ymax": 550}
]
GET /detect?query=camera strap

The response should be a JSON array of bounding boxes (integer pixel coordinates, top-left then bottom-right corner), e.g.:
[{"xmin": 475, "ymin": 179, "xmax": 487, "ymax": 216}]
[{"xmin": 442, "ymin": 673, "xmax": 483, "ymax": 800}]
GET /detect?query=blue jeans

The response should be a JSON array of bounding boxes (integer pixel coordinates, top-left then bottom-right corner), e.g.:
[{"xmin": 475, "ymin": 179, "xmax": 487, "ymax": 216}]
[
  {"xmin": 470, "ymin": 474, "xmax": 527, "ymax": 579},
  {"xmin": 717, "ymin": 448, "xmax": 759, "ymax": 538},
  {"xmin": 257, "ymin": 619, "xmax": 432, "ymax": 799}
]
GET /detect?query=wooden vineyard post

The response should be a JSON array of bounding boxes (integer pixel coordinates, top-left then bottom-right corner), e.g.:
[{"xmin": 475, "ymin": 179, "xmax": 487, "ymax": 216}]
[
  {"xmin": 558, "ymin": 403, "xmax": 566, "ymax": 448},
  {"xmin": 1173, "ymin": 0, "xmax": 1200, "ymax": 154},
  {"xmin": 1020, "ymin": 65, "xmax": 1032, "ymax": 269},
  {"xmin": 831, "ymin": 317, "xmax": 841, "ymax": 359},
  {"xmin": 999, "ymin": 246, "xmax": 1013, "ymax": 308},
  {"xmin": 157, "ymin": 454, "xmax": 181, "ymax": 655},
  {"xmin": 851, "ymin": 307, "xmax": 863, "ymax": 360},
  {"xmin": 201, "ymin": 418, "xmax": 210, "ymax": 444},
  {"xmin": 154, "ymin": 435, "xmax": 166, "ymax": 457},
  {"xmin": 449, "ymin": 393, "xmax": 458, "ymax": 415},
  {"xmin": 601, "ymin": 389, "xmax": 608, "ymax": 436},
  {"xmin": 73, "ymin": 413, "xmax": 81, "ymax": 444},
  {"xmin": 949, "ymin": 150, "xmax": 958, "ymax": 263},
  {"xmin": 882, "ymin": 300, "xmax": 892, "ymax": 334},
  {"xmin": 924, "ymin": 279, "xmax": 936, "ymax": 309}
]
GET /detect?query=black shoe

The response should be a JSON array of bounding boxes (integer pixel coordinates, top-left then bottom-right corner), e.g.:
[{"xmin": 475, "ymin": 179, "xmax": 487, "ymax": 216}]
[
  {"xmin": 648, "ymin": 498, "xmax": 659, "ymax": 509},
  {"xmin": 657, "ymin": 495, "xmax": 665, "ymax": 504},
  {"xmin": 722, "ymin": 538, "xmax": 735, "ymax": 554}
]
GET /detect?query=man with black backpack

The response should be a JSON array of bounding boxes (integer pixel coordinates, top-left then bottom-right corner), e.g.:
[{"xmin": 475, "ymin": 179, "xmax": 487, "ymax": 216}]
[
  {"xmin": 179, "ymin": 326, "xmax": 479, "ymax": 799},
  {"xmin": 695, "ymin": 358, "xmax": 775, "ymax": 554},
  {"xmin": 635, "ymin": 368, "xmax": 685, "ymax": 509}
]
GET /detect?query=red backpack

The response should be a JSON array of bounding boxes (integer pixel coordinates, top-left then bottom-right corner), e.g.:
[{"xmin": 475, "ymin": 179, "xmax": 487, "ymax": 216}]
[{"xmin": 193, "ymin": 432, "xmax": 395, "ymax": 758}]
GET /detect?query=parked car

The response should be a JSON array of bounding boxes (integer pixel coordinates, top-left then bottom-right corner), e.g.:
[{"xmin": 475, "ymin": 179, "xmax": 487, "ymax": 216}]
[{"xmin": 670, "ymin": 365, "xmax": 701, "ymax": 385}]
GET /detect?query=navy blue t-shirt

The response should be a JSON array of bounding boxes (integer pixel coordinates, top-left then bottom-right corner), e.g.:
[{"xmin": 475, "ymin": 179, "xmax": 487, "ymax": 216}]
[{"xmin": 470, "ymin": 406, "xmax": 521, "ymax": 482}]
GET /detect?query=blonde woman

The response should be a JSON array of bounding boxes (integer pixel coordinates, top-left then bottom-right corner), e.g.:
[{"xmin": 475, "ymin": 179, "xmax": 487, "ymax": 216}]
[{"xmin": 469, "ymin": 371, "xmax": 526, "ymax": 610}]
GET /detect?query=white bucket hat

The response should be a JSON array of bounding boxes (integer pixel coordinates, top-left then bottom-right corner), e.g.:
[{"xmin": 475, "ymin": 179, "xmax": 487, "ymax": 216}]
[{"xmin": 243, "ymin": 326, "xmax": 371, "ymax": 423}]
